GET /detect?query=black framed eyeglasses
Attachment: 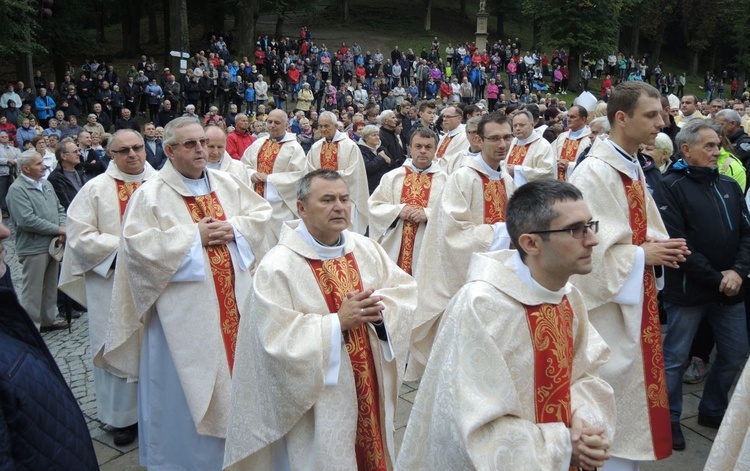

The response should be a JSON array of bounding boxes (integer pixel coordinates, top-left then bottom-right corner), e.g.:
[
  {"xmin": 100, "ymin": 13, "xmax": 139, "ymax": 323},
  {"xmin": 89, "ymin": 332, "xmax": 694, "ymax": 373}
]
[{"xmin": 529, "ymin": 220, "xmax": 599, "ymax": 239}]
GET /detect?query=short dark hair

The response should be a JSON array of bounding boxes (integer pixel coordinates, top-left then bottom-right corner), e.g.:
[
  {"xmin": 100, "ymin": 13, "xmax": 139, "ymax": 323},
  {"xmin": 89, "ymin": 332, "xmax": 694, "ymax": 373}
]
[
  {"xmin": 506, "ymin": 180, "xmax": 584, "ymax": 259},
  {"xmin": 409, "ymin": 127, "xmax": 438, "ymax": 147},
  {"xmin": 570, "ymin": 105, "xmax": 588, "ymax": 119},
  {"xmin": 296, "ymin": 169, "xmax": 344, "ymax": 201},
  {"xmin": 525, "ymin": 103, "xmax": 541, "ymax": 121},
  {"xmin": 477, "ymin": 113, "xmax": 511, "ymax": 138},
  {"xmin": 418, "ymin": 100, "xmax": 437, "ymax": 113},
  {"xmin": 607, "ymin": 82, "xmax": 661, "ymax": 125}
]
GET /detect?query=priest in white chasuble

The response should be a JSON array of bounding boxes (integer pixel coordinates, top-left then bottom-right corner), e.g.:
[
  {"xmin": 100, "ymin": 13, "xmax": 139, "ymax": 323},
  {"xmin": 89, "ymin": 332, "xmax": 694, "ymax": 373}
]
[
  {"xmin": 242, "ymin": 109, "xmax": 310, "ymax": 245},
  {"xmin": 368, "ymin": 128, "xmax": 447, "ymax": 276},
  {"xmin": 569, "ymin": 82, "xmax": 689, "ymax": 469},
  {"xmin": 438, "ymin": 115, "xmax": 483, "ymax": 175},
  {"xmin": 204, "ymin": 124, "xmax": 251, "ymax": 185},
  {"xmin": 59, "ymin": 129, "xmax": 156, "ymax": 446},
  {"xmin": 407, "ymin": 113, "xmax": 516, "ymax": 381},
  {"xmin": 102, "ymin": 117, "xmax": 272, "ymax": 470},
  {"xmin": 505, "ymin": 109, "xmax": 554, "ymax": 185},
  {"xmin": 435, "ymin": 105, "xmax": 469, "ymax": 172},
  {"xmin": 307, "ymin": 111, "xmax": 369, "ymax": 235},
  {"xmin": 223, "ymin": 169, "xmax": 416, "ymax": 471},
  {"xmin": 548, "ymin": 105, "xmax": 592, "ymax": 181},
  {"xmin": 397, "ymin": 180, "xmax": 616, "ymax": 471},
  {"xmin": 705, "ymin": 364, "xmax": 750, "ymax": 470}
]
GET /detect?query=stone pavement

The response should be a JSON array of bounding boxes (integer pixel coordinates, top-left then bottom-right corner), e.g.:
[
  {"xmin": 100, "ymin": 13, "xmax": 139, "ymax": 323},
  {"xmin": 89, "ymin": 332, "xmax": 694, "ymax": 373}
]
[{"xmin": 1, "ymin": 216, "xmax": 722, "ymax": 470}]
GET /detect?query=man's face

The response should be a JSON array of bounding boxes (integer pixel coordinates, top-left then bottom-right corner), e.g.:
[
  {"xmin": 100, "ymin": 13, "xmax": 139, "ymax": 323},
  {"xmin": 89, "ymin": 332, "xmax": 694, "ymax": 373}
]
[
  {"xmin": 205, "ymin": 126, "xmax": 227, "ymax": 163},
  {"xmin": 622, "ymin": 95, "xmax": 665, "ymax": 147},
  {"xmin": 683, "ymin": 127, "xmax": 721, "ymax": 168},
  {"xmin": 711, "ymin": 102, "xmax": 723, "ymax": 115},
  {"xmin": 681, "ymin": 96, "xmax": 697, "ymax": 115},
  {"xmin": 93, "ymin": 103, "xmax": 102, "ymax": 114},
  {"xmin": 22, "ymin": 154, "xmax": 46, "ymax": 181},
  {"xmin": 715, "ymin": 115, "xmax": 737, "ymax": 137},
  {"xmin": 164, "ymin": 100, "xmax": 172, "ymax": 110},
  {"xmin": 49, "ymin": 119, "xmax": 58, "ymax": 128},
  {"xmin": 297, "ymin": 177, "xmax": 351, "ymax": 245},
  {"xmin": 122, "ymin": 109, "xmax": 131, "ymax": 120},
  {"xmin": 512, "ymin": 114, "xmax": 533, "ymax": 140},
  {"xmin": 59, "ymin": 142, "xmax": 79, "ymax": 166},
  {"xmin": 21, "ymin": 119, "xmax": 30, "ymax": 129},
  {"xmin": 110, "ymin": 131, "xmax": 147, "ymax": 175},
  {"xmin": 589, "ymin": 120, "xmax": 604, "ymax": 140},
  {"xmin": 266, "ymin": 110, "xmax": 288, "ymax": 139},
  {"xmin": 144, "ymin": 124, "xmax": 156, "ymax": 138},
  {"xmin": 409, "ymin": 134, "xmax": 436, "ymax": 169},
  {"xmin": 79, "ymin": 132, "xmax": 92, "ymax": 147},
  {"xmin": 535, "ymin": 199, "xmax": 599, "ymax": 282},
  {"xmin": 165, "ymin": 123, "xmax": 208, "ymax": 179},
  {"xmin": 733, "ymin": 104, "xmax": 744, "ymax": 115},
  {"xmin": 441, "ymin": 107, "xmax": 461, "ymax": 132},
  {"xmin": 69, "ymin": 116, "xmax": 78, "ymax": 127},
  {"xmin": 318, "ymin": 116, "xmax": 337, "ymax": 141},
  {"xmin": 480, "ymin": 121, "xmax": 512, "ymax": 167},
  {"xmin": 0, "ymin": 133, "xmax": 8, "ymax": 146},
  {"xmin": 420, "ymin": 107, "xmax": 435, "ymax": 125},
  {"xmin": 566, "ymin": 107, "xmax": 586, "ymax": 131},
  {"xmin": 235, "ymin": 114, "xmax": 249, "ymax": 132}
]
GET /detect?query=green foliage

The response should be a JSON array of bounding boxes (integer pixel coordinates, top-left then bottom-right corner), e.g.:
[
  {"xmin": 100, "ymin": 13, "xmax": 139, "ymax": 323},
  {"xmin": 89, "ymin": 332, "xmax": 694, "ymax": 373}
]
[
  {"xmin": 37, "ymin": 0, "xmax": 102, "ymax": 60},
  {"xmin": 0, "ymin": 0, "xmax": 44, "ymax": 57},
  {"xmin": 522, "ymin": 0, "xmax": 621, "ymax": 58}
]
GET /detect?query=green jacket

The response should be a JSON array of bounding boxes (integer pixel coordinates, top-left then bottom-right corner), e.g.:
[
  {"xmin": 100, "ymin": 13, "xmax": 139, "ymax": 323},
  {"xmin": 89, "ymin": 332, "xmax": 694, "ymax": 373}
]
[
  {"xmin": 6, "ymin": 176, "xmax": 66, "ymax": 257},
  {"xmin": 718, "ymin": 148, "xmax": 747, "ymax": 192}
]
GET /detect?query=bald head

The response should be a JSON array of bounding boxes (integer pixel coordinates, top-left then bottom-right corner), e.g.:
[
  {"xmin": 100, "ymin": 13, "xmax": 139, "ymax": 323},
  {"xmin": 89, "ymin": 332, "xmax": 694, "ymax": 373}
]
[{"xmin": 205, "ymin": 125, "xmax": 227, "ymax": 163}]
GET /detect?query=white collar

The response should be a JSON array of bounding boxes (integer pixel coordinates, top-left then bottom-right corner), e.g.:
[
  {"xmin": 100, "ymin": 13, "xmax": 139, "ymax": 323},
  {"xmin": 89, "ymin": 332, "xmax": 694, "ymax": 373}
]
[
  {"xmin": 294, "ymin": 220, "xmax": 348, "ymax": 260},
  {"xmin": 512, "ymin": 251, "xmax": 571, "ymax": 304},
  {"xmin": 569, "ymin": 127, "xmax": 586, "ymax": 139},
  {"xmin": 474, "ymin": 154, "xmax": 503, "ymax": 180},
  {"xmin": 21, "ymin": 173, "xmax": 44, "ymax": 191},
  {"xmin": 179, "ymin": 171, "xmax": 211, "ymax": 196}
]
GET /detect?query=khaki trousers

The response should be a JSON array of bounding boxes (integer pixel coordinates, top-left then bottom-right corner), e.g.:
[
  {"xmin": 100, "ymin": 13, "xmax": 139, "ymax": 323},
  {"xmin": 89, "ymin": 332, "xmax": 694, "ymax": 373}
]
[{"xmin": 19, "ymin": 252, "xmax": 59, "ymax": 330}]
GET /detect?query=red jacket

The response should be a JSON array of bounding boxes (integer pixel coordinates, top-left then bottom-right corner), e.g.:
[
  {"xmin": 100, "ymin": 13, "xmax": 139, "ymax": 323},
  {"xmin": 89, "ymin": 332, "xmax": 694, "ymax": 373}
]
[
  {"xmin": 439, "ymin": 82, "xmax": 452, "ymax": 99},
  {"xmin": 226, "ymin": 130, "xmax": 255, "ymax": 160}
]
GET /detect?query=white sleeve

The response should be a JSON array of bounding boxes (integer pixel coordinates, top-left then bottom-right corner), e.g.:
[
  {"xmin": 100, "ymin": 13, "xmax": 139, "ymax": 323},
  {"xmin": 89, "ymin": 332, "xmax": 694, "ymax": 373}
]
[
  {"xmin": 171, "ymin": 231, "xmax": 206, "ymax": 282},
  {"xmin": 513, "ymin": 167, "xmax": 529, "ymax": 187},
  {"xmin": 229, "ymin": 225, "xmax": 255, "ymax": 272},
  {"xmin": 324, "ymin": 315, "xmax": 343, "ymax": 386},
  {"xmin": 265, "ymin": 180, "xmax": 283, "ymax": 203},
  {"xmin": 489, "ymin": 222, "xmax": 511, "ymax": 251},
  {"xmin": 613, "ymin": 246, "xmax": 645, "ymax": 305},
  {"xmin": 91, "ymin": 250, "xmax": 117, "ymax": 278}
]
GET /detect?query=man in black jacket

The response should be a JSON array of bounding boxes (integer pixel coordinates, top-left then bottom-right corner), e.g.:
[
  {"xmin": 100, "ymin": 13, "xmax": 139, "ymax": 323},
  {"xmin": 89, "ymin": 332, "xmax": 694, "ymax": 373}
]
[
  {"xmin": 657, "ymin": 119, "xmax": 750, "ymax": 450},
  {"xmin": 716, "ymin": 109, "xmax": 750, "ymax": 172},
  {"xmin": 378, "ymin": 109, "xmax": 405, "ymax": 169},
  {"xmin": 48, "ymin": 138, "xmax": 87, "ymax": 210}
]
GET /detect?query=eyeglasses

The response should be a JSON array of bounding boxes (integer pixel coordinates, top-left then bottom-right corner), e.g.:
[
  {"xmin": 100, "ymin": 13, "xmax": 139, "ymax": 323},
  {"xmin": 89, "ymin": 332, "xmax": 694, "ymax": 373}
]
[
  {"xmin": 170, "ymin": 138, "xmax": 208, "ymax": 149},
  {"xmin": 111, "ymin": 144, "xmax": 145, "ymax": 155},
  {"xmin": 480, "ymin": 134, "xmax": 513, "ymax": 143},
  {"xmin": 530, "ymin": 220, "xmax": 599, "ymax": 239}
]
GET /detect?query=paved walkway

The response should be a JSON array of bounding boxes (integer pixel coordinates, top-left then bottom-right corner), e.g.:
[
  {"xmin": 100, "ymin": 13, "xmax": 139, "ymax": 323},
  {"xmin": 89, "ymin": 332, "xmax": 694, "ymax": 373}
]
[{"xmin": 2, "ymin": 217, "xmax": 719, "ymax": 470}]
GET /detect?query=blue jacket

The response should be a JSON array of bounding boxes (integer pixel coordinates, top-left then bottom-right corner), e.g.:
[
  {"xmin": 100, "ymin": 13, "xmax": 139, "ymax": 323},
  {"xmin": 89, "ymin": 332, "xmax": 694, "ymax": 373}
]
[
  {"xmin": 34, "ymin": 95, "xmax": 56, "ymax": 120},
  {"xmin": 0, "ymin": 287, "xmax": 99, "ymax": 470}
]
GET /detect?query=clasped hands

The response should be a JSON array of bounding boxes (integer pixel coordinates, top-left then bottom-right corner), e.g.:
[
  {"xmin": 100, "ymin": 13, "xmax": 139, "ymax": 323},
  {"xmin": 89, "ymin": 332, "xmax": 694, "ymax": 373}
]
[
  {"xmin": 198, "ymin": 217, "xmax": 235, "ymax": 246},
  {"xmin": 338, "ymin": 289, "xmax": 384, "ymax": 332},
  {"xmin": 398, "ymin": 205, "xmax": 427, "ymax": 224},
  {"xmin": 570, "ymin": 415, "xmax": 611, "ymax": 470}
]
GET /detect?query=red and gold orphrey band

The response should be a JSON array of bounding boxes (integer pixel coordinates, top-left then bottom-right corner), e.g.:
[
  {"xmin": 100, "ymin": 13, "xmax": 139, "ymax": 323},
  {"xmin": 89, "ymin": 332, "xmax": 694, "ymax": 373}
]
[
  {"xmin": 307, "ymin": 254, "xmax": 387, "ymax": 471},
  {"xmin": 396, "ymin": 169, "xmax": 433, "ymax": 275},
  {"xmin": 436, "ymin": 135, "xmax": 452, "ymax": 158},
  {"xmin": 557, "ymin": 139, "xmax": 581, "ymax": 180},
  {"xmin": 182, "ymin": 193, "xmax": 240, "ymax": 375},
  {"xmin": 507, "ymin": 143, "xmax": 530, "ymax": 166},
  {"xmin": 524, "ymin": 298, "xmax": 574, "ymax": 428},
  {"xmin": 115, "ymin": 179, "xmax": 143, "ymax": 220},
  {"xmin": 620, "ymin": 173, "xmax": 672, "ymax": 459},
  {"xmin": 254, "ymin": 140, "xmax": 283, "ymax": 196},
  {"xmin": 320, "ymin": 141, "xmax": 339, "ymax": 170},
  {"xmin": 476, "ymin": 170, "xmax": 508, "ymax": 224}
]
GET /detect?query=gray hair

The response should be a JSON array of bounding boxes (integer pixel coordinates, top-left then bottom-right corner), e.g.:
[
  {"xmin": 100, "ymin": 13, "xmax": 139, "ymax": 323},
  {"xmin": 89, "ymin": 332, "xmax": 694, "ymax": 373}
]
[
  {"xmin": 296, "ymin": 169, "xmax": 344, "ymax": 202},
  {"xmin": 506, "ymin": 180, "xmax": 584, "ymax": 259},
  {"xmin": 716, "ymin": 109, "xmax": 742, "ymax": 125},
  {"xmin": 377, "ymin": 110, "xmax": 396, "ymax": 126},
  {"xmin": 512, "ymin": 110, "xmax": 534, "ymax": 124},
  {"xmin": 589, "ymin": 116, "xmax": 611, "ymax": 133},
  {"xmin": 360, "ymin": 125, "xmax": 380, "ymax": 141},
  {"xmin": 55, "ymin": 137, "xmax": 77, "ymax": 163},
  {"xmin": 318, "ymin": 111, "xmax": 337, "ymax": 125},
  {"xmin": 675, "ymin": 119, "xmax": 722, "ymax": 150},
  {"xmin": 466, "ymin": 116, "xmax": 482, "ymax": 133},
  {"xmin": 653, "ymin": 132, "xmax": 674, "ymax": 156},
  {"xmin": 163, "ymin": 116, "xmax": 202, "ymax": 146},
  {"xmin": 17, "ymin": 150, "xmax": 41, "ymax": 170}
]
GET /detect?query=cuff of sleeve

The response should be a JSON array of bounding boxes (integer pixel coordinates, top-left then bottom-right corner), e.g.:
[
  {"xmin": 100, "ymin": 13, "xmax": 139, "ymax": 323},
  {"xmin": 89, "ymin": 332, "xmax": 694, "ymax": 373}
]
[
  {"xmin": 325, "ymin": 315, "xmax": 342, "ymax": 386},
  {"xmin": 613, "ymin": 246, "xmax": 645, "ymax": 305},
  {"xmin": 489, "ymin": 222, "xmax": 511, "ymax": 251}
]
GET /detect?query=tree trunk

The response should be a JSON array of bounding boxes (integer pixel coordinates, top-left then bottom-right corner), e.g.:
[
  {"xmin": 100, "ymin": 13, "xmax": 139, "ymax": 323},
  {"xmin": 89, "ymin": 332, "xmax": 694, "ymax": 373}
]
[
  {"xmin": 168, "ymin": 0, "xmax": 189, "ymax": 72},
  {"xmin": 121, "ymin": 0, "xmax": 142, "ymax": 56},
  {"xmin": 568, "ymin": 46, "xmax": 581, "ymax": 93},
  {"xmin": 649, "ymin": 23, "xmax": 665, "ymax": 68},
  {"xmin": 494, "ymin": 1, "xmax": 504, "ymax": 39},
  {"xmin": 689, "ymin": 51, "xmax": 699, "ymax": 76},
  {"xmin": 206, "ymin": 1, "xmax": 225, "ymax": 37},
  {"xmin": 148, "ymin": 0, "xmax": 159, "ymax": 44},
  {"xmin": 531, "ymin": 18, "xmax": 540, "ymax": 49},
  {"xmin": 275, "ymin": 12, "xmax": 284, "ymax": 39},
  {"xmin": 162, "ymin": 0, "xmax": 171, "ymax": 65},
  {"xmin": 424, "ymin": 0, "xmax": 431, "ymax": 30},
  {"xmin": 708, "ymin": 43, "xmax": 719, "ymax": 74},
  {"xmin": 95, "ymin": 0, "xmax": 107, "ymax": 43},
  {"xmin": 339, "ymin": 0, "xmax": 349, "ymax": 23},
  {"xmin": 234, "ymin": 0, "xmax": 259, "ymax": 57},
  {"xmin": 615, "ymin": 26, "xmax": 621, "ymax": 53},
  {"xmin": 630, "ymin": 15, "xmax": 640, "ymax": 58},
  {"xmin": 459, "ymin": 0, "xmax": 466, "ymax": 18}
]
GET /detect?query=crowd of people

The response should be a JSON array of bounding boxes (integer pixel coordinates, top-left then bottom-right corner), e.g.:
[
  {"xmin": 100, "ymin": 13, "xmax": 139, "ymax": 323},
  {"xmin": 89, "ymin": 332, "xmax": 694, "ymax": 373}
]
[{"xmin": 6, "ymin": 30, "xmax": 750, "ymax": 471}]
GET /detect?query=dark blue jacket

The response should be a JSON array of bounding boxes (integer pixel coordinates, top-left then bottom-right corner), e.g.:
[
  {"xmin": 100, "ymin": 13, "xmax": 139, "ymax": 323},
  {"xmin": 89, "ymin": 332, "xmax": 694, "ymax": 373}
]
[
  {"xmin": 656, "ymin": 161, "xmax": 750, "ymax": 306},
  {"xmin": 0, "ymin": 287, "xmax": 99, "ymax": 471}
]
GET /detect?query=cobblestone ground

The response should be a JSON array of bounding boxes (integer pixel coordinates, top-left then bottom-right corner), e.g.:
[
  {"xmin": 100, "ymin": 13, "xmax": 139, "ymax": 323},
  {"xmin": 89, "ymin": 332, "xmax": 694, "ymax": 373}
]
[{"xmin": 2, "ymin": 215, "xmax": 718, "ymax": 470}]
